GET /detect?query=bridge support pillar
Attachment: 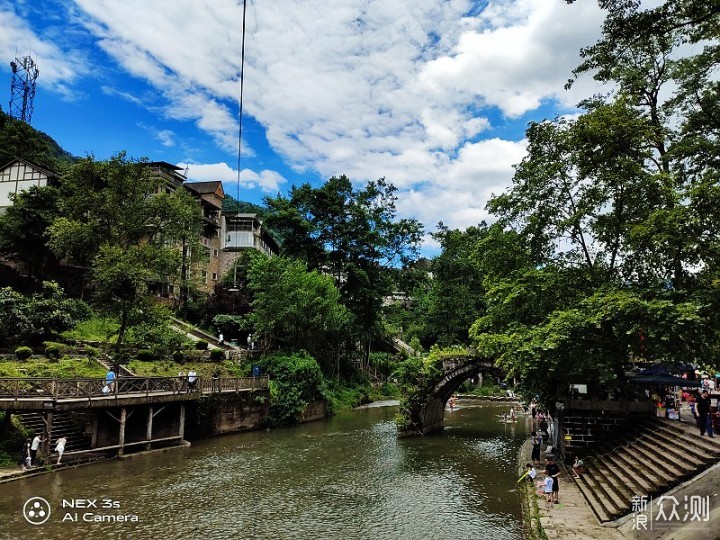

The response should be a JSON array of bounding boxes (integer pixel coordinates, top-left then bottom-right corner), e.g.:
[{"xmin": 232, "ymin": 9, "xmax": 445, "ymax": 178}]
[
  {"xmin": 91, "ymin": 415, "xmax": 98, "ymax": 449},
  {"xmin": 146, "ymin": 407, "xmax": 154, "ymax": 451},
  {"xmin": 118, "ymin": 407, "xmax": 126, "ymax": 456},
  {"xmin": 179, "ymin": 404, "xmax": 186, "ymax": 440},
  {"xmin": 41, "ymin": 411, "xmax": 53, "ymax": 464}
]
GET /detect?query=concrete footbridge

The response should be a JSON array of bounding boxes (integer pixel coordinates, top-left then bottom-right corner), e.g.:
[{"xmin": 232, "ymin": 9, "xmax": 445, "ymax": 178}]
[
  {"xmin": 397, "ymin": 353, "xmax": 502, "ymax": 437},
  {"xmin": 0, "ymin": 375, "xmax": 269, "ymax": 461}
]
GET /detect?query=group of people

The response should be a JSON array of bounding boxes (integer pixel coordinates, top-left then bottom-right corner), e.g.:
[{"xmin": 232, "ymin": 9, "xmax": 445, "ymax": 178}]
[
  {"xmin": 524, "ymin": 456, "xmax": 562, "ymax": 510},
  {"xmin": 177, "ymin": 369, "xmax": 199, "ymax": 391},
  {"xmin": 20, "ymin": 434, "xmax": 67, "ymax": 469}
]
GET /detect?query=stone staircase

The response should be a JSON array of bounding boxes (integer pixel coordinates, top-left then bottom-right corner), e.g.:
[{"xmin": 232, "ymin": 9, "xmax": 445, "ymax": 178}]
[
  {"xmin": 169, "ymin": 316, "xmax": 240, "ymax": 352},
  {"xmin": 96, "ymin": 353, "xmax": 136, "ymax": 377},
  {"xmin": 17, "ymin": 411, "xmax": 92, "ymax": 461},
  {"xmin": 572, "ymin": 417, "xmax": 720, "ymax": 522}
]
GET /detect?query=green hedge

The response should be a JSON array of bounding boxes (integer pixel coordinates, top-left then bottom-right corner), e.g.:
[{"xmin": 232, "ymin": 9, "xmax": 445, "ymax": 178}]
[{"xmin": 14, "ymin": 346, "xmax": 33, "ymax": 361}]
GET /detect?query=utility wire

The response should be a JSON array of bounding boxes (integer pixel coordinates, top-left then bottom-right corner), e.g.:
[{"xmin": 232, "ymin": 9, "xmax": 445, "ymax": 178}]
[{"xmin": 236, "ymin": 0, "xmax": 248, "ymax": 210}]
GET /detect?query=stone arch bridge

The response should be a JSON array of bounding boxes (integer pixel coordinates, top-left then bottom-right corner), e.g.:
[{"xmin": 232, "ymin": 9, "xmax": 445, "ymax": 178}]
[{"xmin": 397, "ymin": 354, "xmax": 502, "ymax": 437}]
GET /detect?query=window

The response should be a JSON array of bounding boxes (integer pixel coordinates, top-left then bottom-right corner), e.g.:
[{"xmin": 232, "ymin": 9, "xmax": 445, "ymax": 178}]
[
  {"xmin": 212, "ymin": 273, "xmax": 218, "ymax": 281},
  {"xmin": 201, "ymin": 270, "xmax": 207, "ymax": 283},
  {"xmin": 213, "ymin": 249, "xmax": 219, "ymax": 257}
]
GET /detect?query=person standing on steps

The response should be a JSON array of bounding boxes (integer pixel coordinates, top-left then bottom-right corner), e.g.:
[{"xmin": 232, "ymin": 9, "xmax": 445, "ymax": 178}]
[
  {"xmin": 105, "ymin": 368, "xmax": 116, "ymax": 393},
  {"xmin": 696, "ymin": 389, "xmax": 715, "ymax": 437},
  {"xmin": 30, "ymin": 434, "xmax": 44, "ymax": 466},
  {"xmin": 218, "ymin": 333, "xmax": 224, "ymax": 346},
  {"xmin": 55, "ymin": 436, "xmax": 67, "ymax": 465},
  {"xmin": 545, "ymin": 456, "xmax": 561, "ymax": 504},
  {"xmin": 21, "ymin": 438, "xmax": 31, "ymax": 470},
  {"xmin": 530, "ymin": 431, "xmax": 542, "ymax": 466}
]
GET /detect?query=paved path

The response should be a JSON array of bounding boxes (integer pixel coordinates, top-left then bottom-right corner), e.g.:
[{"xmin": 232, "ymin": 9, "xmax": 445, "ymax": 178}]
[
  {"xmin": 535, "ymin": 462, "xmax": 624, "ymax": 540},
  {"xmin": 534, "ymin": 443, "xmax": 720, "ymax": 540}
]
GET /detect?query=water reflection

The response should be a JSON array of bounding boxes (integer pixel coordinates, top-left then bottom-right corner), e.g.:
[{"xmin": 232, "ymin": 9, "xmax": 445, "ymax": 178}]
[{"xmin": 0, "ymin": 401, "xmax": 527, "ymax": 540}]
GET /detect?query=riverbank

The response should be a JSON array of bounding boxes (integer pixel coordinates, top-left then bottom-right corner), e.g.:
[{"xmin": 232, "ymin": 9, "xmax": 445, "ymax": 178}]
[{"xmin": 519, "ymin": 440, "xmax": 720, "ymax": 539}]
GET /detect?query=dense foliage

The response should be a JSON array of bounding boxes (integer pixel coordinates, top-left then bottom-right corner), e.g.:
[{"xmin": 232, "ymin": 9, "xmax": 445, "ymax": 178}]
[
  {"xmin": 264, "ymin": 176, "xmax": 424, "ymax": 368},
  {"xmin": 0, "ymin": 281, "xmax": 90, "ymax": 346},
  {"xmin": 468, "ymin": 0, "xmax": 720, "ymax": 406},
  {"xmin": 0, "ymin": 109, "xmax": 75, "ymax": 171},
  {"xmin": 46, "ymin": 152, "xmax": 204, "ymax": 358},
  {"xmin": 256, "ymin": 352, "xmax": 329, "ymax": 427}
]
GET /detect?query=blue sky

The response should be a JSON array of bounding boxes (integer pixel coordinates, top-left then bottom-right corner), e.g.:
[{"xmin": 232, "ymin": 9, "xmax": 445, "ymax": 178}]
[{"xmin": 0, "ymin": 0, "xmax": 610, "ymax": 251}]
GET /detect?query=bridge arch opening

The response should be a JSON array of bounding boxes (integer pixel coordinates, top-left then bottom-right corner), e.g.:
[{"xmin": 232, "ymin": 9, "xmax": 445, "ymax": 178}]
[{"xmin": 398, "ymin": 356, "xmax": 503, "ymax": 437}]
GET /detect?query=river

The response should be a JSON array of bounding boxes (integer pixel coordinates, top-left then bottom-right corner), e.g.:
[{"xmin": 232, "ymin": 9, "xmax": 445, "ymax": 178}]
[{"xmin": 0, "ymin": 400, "xmax": 528, "ymax": 540}]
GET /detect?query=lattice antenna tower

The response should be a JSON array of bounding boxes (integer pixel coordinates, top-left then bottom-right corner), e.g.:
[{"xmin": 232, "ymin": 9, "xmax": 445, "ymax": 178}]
[{"xmin": 9, "ymin": 55, "xmax": 39, "ymax": 124}]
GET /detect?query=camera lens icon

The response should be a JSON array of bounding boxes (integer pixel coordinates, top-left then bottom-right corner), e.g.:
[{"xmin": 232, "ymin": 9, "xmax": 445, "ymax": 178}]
[{"xmin": 23, "ymin": 497, "xmax": 51, "ymax": 525}]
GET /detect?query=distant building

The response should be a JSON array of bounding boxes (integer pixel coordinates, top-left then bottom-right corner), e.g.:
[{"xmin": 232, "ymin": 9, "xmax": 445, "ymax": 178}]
[
  {"xmin": 0, "ymin": 157, "xmax": 280, "ymax": 297},
  {"xmin": 147, "ymin": 162, "xmax": 280, "ymax": 296},
  {"xmin": 144, "ymin": 162, "xmax": 225, "ymax": 297},
  {"xmin": 0, "ymin": 157, "xmax": 59, "ymax": 213},
  {"xmin": 184, "ymin": 180, "xmax": 225, "ymax": 293},
  {"xmin": 220, "ymin": 213, "xmax": 280, "ymax": 276}
]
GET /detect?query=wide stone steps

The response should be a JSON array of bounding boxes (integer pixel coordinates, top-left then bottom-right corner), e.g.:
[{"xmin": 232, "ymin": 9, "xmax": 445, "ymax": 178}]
[
  {"xmin": 17, "ymin": 411, "xmax": 92, "ymax": 455},
  {"xmin": 574, "ymin": 417, "xmax": 720, "ymax": 522}
]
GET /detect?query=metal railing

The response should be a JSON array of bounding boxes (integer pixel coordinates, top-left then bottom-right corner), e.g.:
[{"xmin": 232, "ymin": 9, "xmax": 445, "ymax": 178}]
[{"xmin": 0, "ymin": 376, "xmax": 269, "ymax": 400}]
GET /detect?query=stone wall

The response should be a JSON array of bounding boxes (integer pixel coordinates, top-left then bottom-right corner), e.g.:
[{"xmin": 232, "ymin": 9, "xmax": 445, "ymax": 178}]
[
  {"xmin": 560, "ymin": 400, "xmax": 656, "ymax": 463},
  {"xmin": 188, "ymin": 392, "xmax": 270, "ymax": 438}
]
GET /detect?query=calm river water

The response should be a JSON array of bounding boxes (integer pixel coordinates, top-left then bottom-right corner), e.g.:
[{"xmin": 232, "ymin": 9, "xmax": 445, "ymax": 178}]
[{"xmin": 0, "ymin": 400, "xmax": 528, "ymax": 540}]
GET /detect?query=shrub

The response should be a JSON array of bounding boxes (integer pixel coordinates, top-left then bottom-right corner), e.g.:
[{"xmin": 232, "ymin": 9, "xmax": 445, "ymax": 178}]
[
  {"xmin": 258, "ymin": 352, "xmax": 328, "ymax": 427},
  {"xmin": 15, "ymin": 346, "xmax": 33, "ymax": 361},
  {"xmin": 195, "ymin": 340, "xmax": 209, "ymax": 350},
  {"xmin": 172, "ymin": 350, "xmax": 185, "ymax": 364},
  {"xmin": 137, "ymin": 349, "xmax": 155, "ymax": 361},
  {"xmin": 45, "ymin": 344, "xmax": 61, "ymax": 360},
  {"xmin": 209, "ymin": 348, "xmax": 225, "ymax": 362}
]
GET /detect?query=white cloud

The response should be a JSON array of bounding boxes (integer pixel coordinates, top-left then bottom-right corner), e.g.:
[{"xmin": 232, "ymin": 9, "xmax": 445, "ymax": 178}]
[
  {"xmin": 12, "ymin": 0, "xmax": 616, "ymax": 243},
  {"xmin": 0, "ymin": 5, "xmax": 88, "ymax": 98},
  {"xmin": 180, "ymin": 162, "xmax": 288, "ymax": 194}
]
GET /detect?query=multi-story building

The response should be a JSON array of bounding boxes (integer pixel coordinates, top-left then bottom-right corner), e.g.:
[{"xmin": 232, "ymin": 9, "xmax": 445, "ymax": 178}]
[
  {"xmin": 147, "ymin": 162, "xmax": 224, "ymax": 297},
  {"xmin": 184, "ymin": 180, "xmax": 225, "ymax": 292},
  {"xmin": 148, "ymin": 162, "xmax": 280, "ymax": 297},
  {"xmin": 0, "ymin": 157, "xmax": 59, "ymax": 213},
  {"xmin": 0, "ymin": 157, "xmax": 279, "ymax": 297},
  {"xmin": 220, "ymin": 213, "xmax": 280, "ymax": 277}
]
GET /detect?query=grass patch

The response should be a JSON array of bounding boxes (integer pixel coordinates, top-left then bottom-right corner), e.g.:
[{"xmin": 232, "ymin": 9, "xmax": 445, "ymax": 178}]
[
  {"xmin": 61, "ymin": 316, "xmax": 118, "ymax": 343},
  {"xmin": 127, "ymin": 359, "xmax": 249, "ymax": 378},
  {"xmin": 325, "ymin": 380, "xmax": 401, "ymax": 413},
  {"xmin": 0, "ymin": 357, "xmax": 106, "ymax": 378}
]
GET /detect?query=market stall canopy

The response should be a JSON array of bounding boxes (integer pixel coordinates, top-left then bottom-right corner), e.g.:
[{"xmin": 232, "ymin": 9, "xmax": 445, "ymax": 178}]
[
  {"xmin": 637, "ymin": 363, "xmax": 695, "ymax": 376},
  {"xmin": 630, "ymin": 374, "xmax": 701, "ymax": 387}
]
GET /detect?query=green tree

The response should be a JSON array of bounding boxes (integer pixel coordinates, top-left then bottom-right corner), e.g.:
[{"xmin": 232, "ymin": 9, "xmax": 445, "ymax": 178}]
[
  {"xmin": 472, "ymin": 0, "xmax": 720, "ymax": 409},
  {"xmin": 258, "ymin": 352, "xmax": 328, "ymax": 427},
  {"xmin": 247, "ymin": 255, "xmax": 351, "ymax": 374},
  {"xmin": 0, "ymin": 185, "xmax": 60, "ymax": 281},
  {"xmin": 47, "ymin": 152, "xmax": 203, "ymax": 356},
  {"xmin": 420, "ymin": 223, "xmax": 489, "ymax": 347},
  {"xmin": 0, "ymin": 282, "xmax": 90, "ymax": 346},
  {"xmin": 264, "ymin": 176, "xmax": 423, "ymax": 367}
]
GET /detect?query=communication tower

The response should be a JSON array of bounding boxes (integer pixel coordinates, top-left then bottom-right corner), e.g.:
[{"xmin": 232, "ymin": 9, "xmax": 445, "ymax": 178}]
[{"xmin": 9, "ymin": 55, "xmax": 39, "ymax": 124}]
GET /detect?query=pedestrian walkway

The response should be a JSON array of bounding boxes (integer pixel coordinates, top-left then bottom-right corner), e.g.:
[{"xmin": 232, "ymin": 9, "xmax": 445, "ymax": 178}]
[
  {"xmin": 532, "ymin": 429, "xmax": 720, "ymax": 539},
  {"xmin": 535, "ymin": 462, "xmax": 624, "ymax": 540}
]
